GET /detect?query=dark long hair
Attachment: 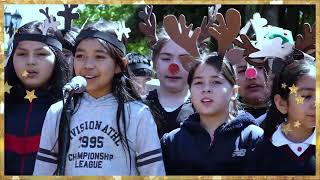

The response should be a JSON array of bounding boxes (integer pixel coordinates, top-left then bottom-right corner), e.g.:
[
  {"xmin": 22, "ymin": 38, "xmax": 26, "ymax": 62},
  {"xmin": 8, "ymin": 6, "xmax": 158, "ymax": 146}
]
[
  {"xmin": 57, "ymin": 19, "xmax": 141, "ymax": 173},
  {"xmin": 5, "ymin": 21, "xmax": 69, "ymax": 103},
  {"xmin": 264, "ymin": 57, "xmax": 315, "ymax": 138}
]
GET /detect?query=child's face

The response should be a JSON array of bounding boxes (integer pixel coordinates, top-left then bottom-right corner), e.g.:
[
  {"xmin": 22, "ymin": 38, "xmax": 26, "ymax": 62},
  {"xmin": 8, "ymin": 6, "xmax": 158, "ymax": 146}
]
[
  {"xmin": 191, "ymin": 63, "xmax": 234, "ymax": 117},
  {"xmin": 132, "ymin": 75, "xmax": 151, "ymax": 97},
  {"xmin": 235, "ymin": 58, "xmax": 270, "ymax": 106},
  {"xmin": 287, "ymin": 69, "xmax": 316, "ymax": 129},
  {"xmin": 155, "ymin": 39, "xmax": 189, "ymax": 93},
  {"xmin": 74, "ymin": 38, "xmax": 120, "ymax": 98},
  {"xmin": 13, "ymin": 40, "xmax": 56, "ymax": 89}
]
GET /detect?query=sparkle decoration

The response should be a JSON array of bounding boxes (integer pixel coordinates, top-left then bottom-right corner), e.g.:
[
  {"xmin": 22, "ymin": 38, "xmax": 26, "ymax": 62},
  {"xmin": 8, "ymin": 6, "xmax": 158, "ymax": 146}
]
[
  {"xmin": 4, "ymin": 81, "xmax": 12, "ymax": 94},
  {"xmin": 281, "ymin": 83, "xmax": 287, "ymax": 89},
  {"xmin": 24, "ymin": 90, "xmax": 38, "ymax": 103},
  {"xmin": 288, "ymin": 84, "xmax": 298, "ymax": 95},
  {"xmin": 295, "ymin": 95, "xmax": 305, "ymax": 105},
  {"xmin": 293, "ymin": 120, "xmax": 301, "ymax": 128},
  {"xmin": 22, "ymin": 70, "xmax": 29, "ymax": 77},
  {"xmin": 115, "ymin": 21, "xmax": 131, "ymax": 41},
  {"xmin": 282, "ymin": 123, "xmax": 292, "ymax": 135}
]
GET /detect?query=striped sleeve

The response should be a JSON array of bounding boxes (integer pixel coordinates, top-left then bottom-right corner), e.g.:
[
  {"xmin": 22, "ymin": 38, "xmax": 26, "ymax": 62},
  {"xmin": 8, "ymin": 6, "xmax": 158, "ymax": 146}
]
[
  {"xmin": 33, "ymin": 102, "xmax": 63, "ymax": 175},
  {"xmin": 135, "ymin": 107, "xmax": 166, "ymax": 175}
]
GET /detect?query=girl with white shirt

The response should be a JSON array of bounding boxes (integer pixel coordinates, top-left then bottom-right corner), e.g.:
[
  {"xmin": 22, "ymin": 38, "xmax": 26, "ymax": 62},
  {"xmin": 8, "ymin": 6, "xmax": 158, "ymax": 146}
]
[{"xmin": 244, "ymin": 54, "xmax": 316, "ymax": 175}]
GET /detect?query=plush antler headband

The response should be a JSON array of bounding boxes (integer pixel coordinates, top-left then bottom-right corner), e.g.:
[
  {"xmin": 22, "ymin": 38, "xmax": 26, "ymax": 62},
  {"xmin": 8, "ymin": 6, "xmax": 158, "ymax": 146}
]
[{"xmin": 13, "ymin": 7, "xmax": 62, "ymax": 51}]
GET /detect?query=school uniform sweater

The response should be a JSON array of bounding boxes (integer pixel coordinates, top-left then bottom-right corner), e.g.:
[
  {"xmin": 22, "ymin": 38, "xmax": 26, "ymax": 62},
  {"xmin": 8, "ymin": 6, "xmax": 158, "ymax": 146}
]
[
  {"xmin": 33, "ymin": 93, "xmax": 165, "ymax": 175},
  {"xmin": 144, "ymin": 90, "xmax": 194, "ymax": 138},
  {"xmin": 5, "ymin": 87, "xmax": 54, "ymax": 175},
  {"xmin": 244, "ymin": 125, "xmax": 315, "ymax": 175},
  {"xmin": 161, "ymin": 112, "xmax": 264, "ymax": 175}
]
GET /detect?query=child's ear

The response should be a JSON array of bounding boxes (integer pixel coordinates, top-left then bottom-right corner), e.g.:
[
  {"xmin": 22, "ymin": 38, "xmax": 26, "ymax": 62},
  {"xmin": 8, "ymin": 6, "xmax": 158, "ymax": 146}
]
[
  {"xmin": 274, "ymin": 94, "xmax": 288, "ymax": 114},
  {"xmin": 115, "ymin": 58, "xmax": 127, "ymax": 74},
  {"xmin": 115, "ymin": 64, "xmax": 121, "ymax": 74},
  {"xmin": 231, "ymin": 85, "xmax": 239, "ymax": 101}
]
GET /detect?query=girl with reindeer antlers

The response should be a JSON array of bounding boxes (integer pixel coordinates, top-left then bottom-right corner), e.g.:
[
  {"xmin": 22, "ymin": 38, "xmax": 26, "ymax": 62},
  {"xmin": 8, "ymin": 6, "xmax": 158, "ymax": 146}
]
[
  {"xmin": 4, "ymin": 7, "xmax": 70, "ymax": 175},
  {"xmin": 232, "ymin": 13, "xmax": 315, "ymax": 127},
  {"xmin": 160, "ymin": 8, "xmax": 264, "ymax": 175},
  {"xmin": 238, "ymin": 21, "xmax": 316, "ymax": 175},
  {"xmin": 138, "ymin": 5, "xmax": 196, "ymax": 139}
]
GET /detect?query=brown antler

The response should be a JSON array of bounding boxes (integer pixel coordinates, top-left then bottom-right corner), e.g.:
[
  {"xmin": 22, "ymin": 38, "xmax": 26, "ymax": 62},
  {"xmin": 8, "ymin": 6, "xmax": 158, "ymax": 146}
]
[
  {"xmin": 295, "ymin": 23, "xmax": 315, "ymax": 53},
  {"xmin": 233, "ymin": 34, "xmax": 259, "ymax": 57},
  {"xmin": 208, "ymin": 8, "xmax": 241, "ymax": 56},
  {"xmin": 138, "ymin": 5, "xmax": 158, "ymax": 48},
  {"xmin": 197, "ymin": 5, "xmax": 221, "ymax": 43},
  {"xmin": 163, "ymin": 14, "xmax": 201, "ymax": 57}
]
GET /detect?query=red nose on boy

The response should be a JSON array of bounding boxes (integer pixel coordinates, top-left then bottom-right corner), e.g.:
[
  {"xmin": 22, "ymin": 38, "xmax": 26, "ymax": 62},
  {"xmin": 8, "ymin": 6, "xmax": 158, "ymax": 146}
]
[
  {"xmin": 168, "ymin": 63, "xmax": 180, "ymax": 75},
  {"xmin": 245, "ymin": 67, "xmax": 257, "ymax": 79}
]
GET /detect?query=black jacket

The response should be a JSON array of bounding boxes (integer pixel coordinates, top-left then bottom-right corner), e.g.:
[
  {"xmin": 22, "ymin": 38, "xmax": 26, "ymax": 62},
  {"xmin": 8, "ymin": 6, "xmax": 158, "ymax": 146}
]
[
  {"xmin": 144, "ymin": 90, "xmax": 194, "ymax": 138},
  {"xmin": 161, "ymin": 112, "xmax": 264, "ymax": 175}
]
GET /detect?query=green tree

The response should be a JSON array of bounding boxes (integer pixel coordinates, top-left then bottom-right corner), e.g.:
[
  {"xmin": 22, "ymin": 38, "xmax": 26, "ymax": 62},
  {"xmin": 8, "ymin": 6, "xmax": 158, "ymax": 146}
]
[{"xmin": 73, "ymin": 5, "xmax": 151, "ymax": 55}]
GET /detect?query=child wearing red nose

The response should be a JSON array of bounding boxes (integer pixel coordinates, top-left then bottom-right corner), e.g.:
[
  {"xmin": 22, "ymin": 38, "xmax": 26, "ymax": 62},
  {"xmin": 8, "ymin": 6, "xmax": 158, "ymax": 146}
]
[
  {"xmin": 144, "ymin": 32, "xmax": 194, "ymax": 138},
  {"xmin": 161, "ymin": 55, "xmax": 264, "ymax": 175}
]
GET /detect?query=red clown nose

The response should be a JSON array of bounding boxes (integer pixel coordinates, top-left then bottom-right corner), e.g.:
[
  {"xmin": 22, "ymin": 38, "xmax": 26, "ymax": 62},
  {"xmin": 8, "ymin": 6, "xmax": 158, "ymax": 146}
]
[
  {"xmin": 245, "ymin": 67, "xmax": 257, "ymax": 79},
  {"xmin": 168, "ymin": 63, "xmax": 179, "ymax": 75}
]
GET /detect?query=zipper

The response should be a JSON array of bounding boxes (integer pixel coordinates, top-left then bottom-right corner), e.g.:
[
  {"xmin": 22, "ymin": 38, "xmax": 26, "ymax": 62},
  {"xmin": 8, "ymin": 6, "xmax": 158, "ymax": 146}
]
[
  {"xmin": 208, "ymin": 134, "xmax": 215, "ymax": 151},
  {"xmin": 20, "ymin": 101, "xmax": 33, "ymax": 174}
]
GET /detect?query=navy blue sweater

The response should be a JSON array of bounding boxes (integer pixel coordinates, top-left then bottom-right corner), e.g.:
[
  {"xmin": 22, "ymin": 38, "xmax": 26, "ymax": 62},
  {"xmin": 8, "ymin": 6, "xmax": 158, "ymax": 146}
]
[
  {"xmin": 161, "ymin": 112, "xmax": 264, "ymax": 175},
  {"xmin": 244, "ymin": 138, "xmax": 315, "ymax": 175},
  {"xmin": 5, "ymin": 87, "xmax": 55, "ymax": 175}
]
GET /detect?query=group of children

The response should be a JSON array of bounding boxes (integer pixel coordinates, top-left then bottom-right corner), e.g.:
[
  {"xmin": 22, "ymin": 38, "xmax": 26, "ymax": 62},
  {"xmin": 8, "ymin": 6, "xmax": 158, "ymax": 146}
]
[{"xmin": 4, "ymin": 5, "xmax": 316, "ymax": 176}]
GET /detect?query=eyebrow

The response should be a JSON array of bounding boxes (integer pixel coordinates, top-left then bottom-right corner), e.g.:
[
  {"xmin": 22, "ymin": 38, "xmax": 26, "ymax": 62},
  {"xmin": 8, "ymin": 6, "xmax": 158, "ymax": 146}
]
[
  {"xmin": 236, "ymin": 66, "xmax": 247, "ymax": 69},
  {"xmin": 193, "ymin": 75, "xmax": 223, "ymax": 80},
  {"xmin": 298, "ymin": 87, "xmax": 315, "ymax": 91},
  {"xmin": 76, "ymin": 48, "xmax": 107, "ymax": 54},
  {"xmin": 159, "ymin": 53, "xmax": 172, "ymax": 56},
  {"xmin": 16, "ymin": 47, "xmax": 47, "ymax": 51}
]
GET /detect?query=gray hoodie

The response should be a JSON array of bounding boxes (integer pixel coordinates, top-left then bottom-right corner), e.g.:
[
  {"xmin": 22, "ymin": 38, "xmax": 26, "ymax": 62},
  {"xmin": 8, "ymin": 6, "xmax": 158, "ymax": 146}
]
[{"xmin": 33, "ymin": 93, "xmax": 165, "ymax": 175}]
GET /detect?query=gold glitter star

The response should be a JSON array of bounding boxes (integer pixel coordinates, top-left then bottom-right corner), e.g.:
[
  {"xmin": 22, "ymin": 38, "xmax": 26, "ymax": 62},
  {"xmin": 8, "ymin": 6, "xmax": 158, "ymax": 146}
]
[
  {"xmin": 282, "ymin": 123, "xmax": 292, "ymax": 135},
  {"xmin": 24, "ymin": 90, "xmax": 37, "ymax": 103},
  {"xmin": 294, "ymin": 121, "xmax": 301, "ymax": 128},
  {"xmin": 289, "ymin": 84, "xmax": 298, "ymax": 95},
  {"xmin": 281, "ymin": 83, "xmax": 287, "ymax": 89},
  {"xmin": 22, "ymin": 70, "xmax": 29, "ymax": 77},
  {"xmin": 295, "ymin": 95, "xmax": 305, "ymax": 105},
  {"xmin": 4, "ymin": 82, "xmax": 12, "ymax": 94}
]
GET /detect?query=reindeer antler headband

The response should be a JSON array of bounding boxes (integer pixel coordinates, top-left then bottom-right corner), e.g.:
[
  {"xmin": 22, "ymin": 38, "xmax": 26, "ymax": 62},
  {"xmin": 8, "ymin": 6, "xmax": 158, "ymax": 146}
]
[
  {"xmin": 13, "ymin": 7, "xmax": 62, "ymax": 51},
  {"xmin": 75, "ymin": 19, "xmax": 131, "ymax": 56},
  {"xmin": 164, "ymin": 8, "xmax": 241, "ymax": 69}
]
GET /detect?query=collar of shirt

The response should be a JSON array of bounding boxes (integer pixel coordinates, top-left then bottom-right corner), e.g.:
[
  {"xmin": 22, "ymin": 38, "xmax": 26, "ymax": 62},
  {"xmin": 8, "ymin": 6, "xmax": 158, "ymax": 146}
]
[
  {"xmin": 272, "ymin": 124, "xmax": 315, "ymax": 156},
  {"xmin": 82, "ymin": 92, "xmax": 116, "ymax": 105}
]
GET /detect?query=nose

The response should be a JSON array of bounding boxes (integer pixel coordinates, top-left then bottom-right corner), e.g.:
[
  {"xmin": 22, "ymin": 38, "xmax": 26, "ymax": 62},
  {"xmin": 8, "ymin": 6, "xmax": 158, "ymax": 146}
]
[
  {"xmin": 245, "ymin": 67, "xmax": 257, "ymax": 79},
  {"xmin": 83, "ymin": 58, "xmax": 95, "ymax": 69},
  {"xmin": 168, "ymin": 63, "xmax": 180, "ymax": 75},
  {"xmin": 202, "ymin": 83, "xmax": 212, "ymax": 93},
  {"xmin": 26, "ymin": 54, "xmax": 36, "ymax": 66}
]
